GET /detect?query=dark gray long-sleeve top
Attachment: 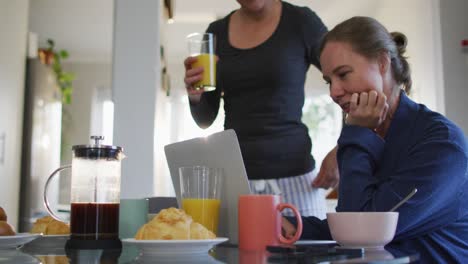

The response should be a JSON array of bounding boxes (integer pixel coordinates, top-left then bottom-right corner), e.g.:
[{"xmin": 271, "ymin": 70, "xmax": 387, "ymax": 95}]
[{"xmin": 190, "ymin": 1, "xmax": 327, "ymax": 180}]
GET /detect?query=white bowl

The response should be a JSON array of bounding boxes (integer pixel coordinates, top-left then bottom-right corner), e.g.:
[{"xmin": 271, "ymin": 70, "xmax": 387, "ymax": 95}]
[{"xmin": 327, "ymin": 212, "xmax": 398, "ymax": 249}]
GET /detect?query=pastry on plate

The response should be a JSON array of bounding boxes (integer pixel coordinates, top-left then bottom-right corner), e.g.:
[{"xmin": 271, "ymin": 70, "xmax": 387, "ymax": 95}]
[
  {"xmin": 190, "ymin": 222, "xmax": 216, "ymax": 239},
  {"xmin": 0, "ymin": 206, "xmax": 6, "ymax": 222},
  {"xmin": 0, "ymin": 221, "xmax": 15, "ymax": 236},
  {"xmin": 134, "ymin": 207, "xmax": 215, "ymax": 240},
  {"xmin": 30, "ymin": 216, "xmax": 70, "ymax": 235}
]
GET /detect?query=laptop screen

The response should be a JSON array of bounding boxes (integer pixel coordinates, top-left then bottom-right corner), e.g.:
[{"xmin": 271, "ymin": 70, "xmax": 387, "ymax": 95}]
[{"xmin": 164, "ymin": 129, "xmax": 251, "ymax": 244}]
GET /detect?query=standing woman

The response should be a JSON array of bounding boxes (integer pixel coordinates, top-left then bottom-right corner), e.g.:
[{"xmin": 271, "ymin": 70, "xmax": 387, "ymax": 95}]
[
  {"xmin": 284, "ymin": 16, "xmax": 468, "ymax": 262},
  {"xmin": 184, "ymin": 0, "xmax": 336, "ymax": 218}
]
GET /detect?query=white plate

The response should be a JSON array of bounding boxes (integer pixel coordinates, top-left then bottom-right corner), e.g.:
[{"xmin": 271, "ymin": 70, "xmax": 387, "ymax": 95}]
[
  {"xmin": 22, "ymin": 234, "xmax": 69, "ymax": 249},
  {"xmin": 122, "ymin": 237, "xmax": 228, "ymax": 256},
  {"xmin": 294, "ymin": 240, "xmax": 337, "ymax": 245},
  {"xmin": 0, "ymin": 233, "xmax": 41, "ymax": 249},
  {"xmin": 41, "ymin": 234, "xmax": 69, "ymax": 238},
  {"xmin": 133, "ymin": 253, "xmax": 224, "ymax": 264}
]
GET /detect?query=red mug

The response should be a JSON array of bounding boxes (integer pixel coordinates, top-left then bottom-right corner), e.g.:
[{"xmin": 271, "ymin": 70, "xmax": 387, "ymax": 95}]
[{"xmin": 238, "ymin": 195, "xmax": 303, "ymax": 251}]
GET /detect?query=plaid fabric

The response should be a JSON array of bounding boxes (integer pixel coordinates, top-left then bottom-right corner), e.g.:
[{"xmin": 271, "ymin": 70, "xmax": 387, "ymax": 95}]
[{"xmin": 249, "ymin": 170, "xmax": 327, "ymax": 219}]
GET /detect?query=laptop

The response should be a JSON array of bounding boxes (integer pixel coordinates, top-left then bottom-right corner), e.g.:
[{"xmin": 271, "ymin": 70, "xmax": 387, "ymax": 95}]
[{"xmin": 164, "ymin": 129, "xmax": 252, "ymax": 244}]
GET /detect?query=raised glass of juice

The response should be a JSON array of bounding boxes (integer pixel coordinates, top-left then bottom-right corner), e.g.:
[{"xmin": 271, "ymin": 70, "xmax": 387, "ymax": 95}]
[
  {"xmin": 187, "ymin": 33, "xmax": 216, "ymax": 92},
  {"xmin": 179, "ymin": 166, "xmax": 223, "ymax": 235}
]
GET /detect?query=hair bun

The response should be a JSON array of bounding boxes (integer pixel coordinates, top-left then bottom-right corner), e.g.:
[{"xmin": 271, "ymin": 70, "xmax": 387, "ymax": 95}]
[{"xmin": 391, "ymin": 32, "xmax": 408, "ymax": 54}]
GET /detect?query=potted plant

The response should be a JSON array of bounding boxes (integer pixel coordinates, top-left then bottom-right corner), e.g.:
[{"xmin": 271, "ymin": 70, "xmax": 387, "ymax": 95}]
[{"xmin": 38, "ymin": 39, "xmax": 75, "ymax": 104}]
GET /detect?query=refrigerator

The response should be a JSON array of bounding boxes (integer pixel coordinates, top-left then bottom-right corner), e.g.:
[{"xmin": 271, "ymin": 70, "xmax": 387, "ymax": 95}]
[{"xmin": 19, "ymin": 58, "xmax": 63, "ymax": 232}]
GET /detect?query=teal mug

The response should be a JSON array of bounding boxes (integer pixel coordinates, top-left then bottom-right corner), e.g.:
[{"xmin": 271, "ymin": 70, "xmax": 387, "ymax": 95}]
[{"xmin": 119, "ymin": 198, "xmax": 149, "ymax": 239}]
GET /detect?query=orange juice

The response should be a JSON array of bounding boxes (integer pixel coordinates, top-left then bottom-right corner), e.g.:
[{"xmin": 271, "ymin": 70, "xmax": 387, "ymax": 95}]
[
  {"xmin": 192, "ymin": 53, "xmax": 216, "ymax": 91},
  {"xmin": 182, "ymin": 198, "xmax": 220, "ymax": 234}
]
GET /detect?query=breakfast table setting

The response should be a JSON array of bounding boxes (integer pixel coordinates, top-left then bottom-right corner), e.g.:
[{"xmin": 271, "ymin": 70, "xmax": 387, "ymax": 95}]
[
  {"xmin": 0, "ymin": 136, "xmax": 421, "ymax": 263},
  {"xmin": 0, "ymin": 192, "xmax": 421, "ymax": 263}
]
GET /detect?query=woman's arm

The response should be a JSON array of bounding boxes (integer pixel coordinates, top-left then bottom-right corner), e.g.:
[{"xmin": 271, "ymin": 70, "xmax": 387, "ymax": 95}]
[
  {"xmin": 189, "ymin": 89, "xmax": 221, "ymax": 129},
  {"xmin": 283, "ymin": 216, "xmax": 332, "ymax": 240},
  {"xmin": 313, "ymin": 146, "xmax": 339, "ymax": 189},
  {"xmin": 184, "ymin": 24, "xmax": 222, "ymax": 129}
]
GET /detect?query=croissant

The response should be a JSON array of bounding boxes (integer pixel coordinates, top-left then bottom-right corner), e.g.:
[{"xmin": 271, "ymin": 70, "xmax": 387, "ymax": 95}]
[
  {"xmin": 30, "ymin": 216, "xmax": 70, "ymax": 235},
  {"xmin": 190, "ymin": 222, "xmax": 216, "ymax": 239},
  {"xmin": 134, "ymin": 207, "xmax": 215, "ymax": 240}
]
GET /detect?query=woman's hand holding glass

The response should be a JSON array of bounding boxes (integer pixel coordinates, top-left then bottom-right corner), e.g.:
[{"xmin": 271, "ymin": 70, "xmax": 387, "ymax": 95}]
[
  {"xmin": 183, "ymin": 56, "xmax": 219, "ymax": 103},
  {"xmin": 184, "ymin": 56, "xmax": 205, "ymax": 102},
  {"xmin": 346, "ymin": 90, "xmax": 389, "ymax": 130}
]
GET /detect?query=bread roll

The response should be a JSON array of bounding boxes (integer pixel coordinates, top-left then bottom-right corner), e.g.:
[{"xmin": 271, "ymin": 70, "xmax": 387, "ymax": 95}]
[
  {"xmin": 46, "ymin": 219, "xmax": 70, "ymax": 235},
  {"xmin": 0, "ymin": 207, "xmax": 6, "ymax": 222},
  {"xmin": 135, "ymin": 208, "xmax": 191, "ymax": 240},
  {"xmin": 30, "ymin": 216, "xmax": 70, "ymax": 235},
  {"xmin": 134, "ymin": 207, "xmax": 215, "ymax": 240},
  {"xmin": 0, "ymin": 221, "xmax": 15, "ymax": 236}
]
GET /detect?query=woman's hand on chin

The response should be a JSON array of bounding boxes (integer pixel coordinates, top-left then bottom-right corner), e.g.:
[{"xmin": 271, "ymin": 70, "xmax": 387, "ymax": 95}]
[{"xmin": 346, "ymin": 91, "xmax": 388, "ymax": 130}]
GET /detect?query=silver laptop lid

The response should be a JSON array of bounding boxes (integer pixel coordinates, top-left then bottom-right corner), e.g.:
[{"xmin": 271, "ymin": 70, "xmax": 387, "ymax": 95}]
[{"xmin": 164, "ymin": 129, "xmax": 251, "ymax": 244}]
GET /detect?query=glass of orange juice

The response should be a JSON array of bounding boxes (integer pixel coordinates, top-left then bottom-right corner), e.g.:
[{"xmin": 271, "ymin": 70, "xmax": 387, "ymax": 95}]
[
  {"xmin": 187, "ymin": 33, "xmax": 216, "ymax": 92},
  {"xmin": 179, "ymin": 166, "xmax": 223, "ymax": 235}
]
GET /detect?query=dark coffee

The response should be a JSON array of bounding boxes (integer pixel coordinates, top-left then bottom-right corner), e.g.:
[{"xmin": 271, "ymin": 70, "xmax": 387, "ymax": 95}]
[{"xmin": 70, "ymin": 202, "xmax": 119, "ymax": 240}]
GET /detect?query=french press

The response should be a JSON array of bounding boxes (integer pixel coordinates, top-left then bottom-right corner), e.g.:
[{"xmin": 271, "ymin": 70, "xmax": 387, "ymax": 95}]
[{"xmin": 44, "ymin": 136, "xmax": 124, "ymax": 249}]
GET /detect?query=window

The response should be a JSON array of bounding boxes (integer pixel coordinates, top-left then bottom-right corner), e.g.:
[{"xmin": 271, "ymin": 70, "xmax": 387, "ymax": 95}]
[{"xmin": 302, "ymin": 94, "xmax": 342, "ymax": 170}]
